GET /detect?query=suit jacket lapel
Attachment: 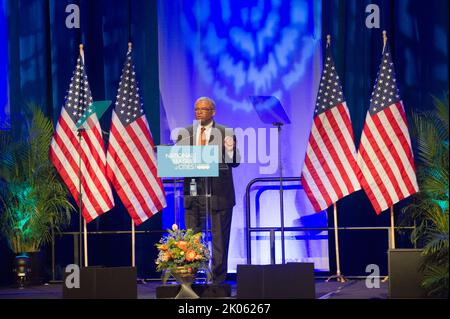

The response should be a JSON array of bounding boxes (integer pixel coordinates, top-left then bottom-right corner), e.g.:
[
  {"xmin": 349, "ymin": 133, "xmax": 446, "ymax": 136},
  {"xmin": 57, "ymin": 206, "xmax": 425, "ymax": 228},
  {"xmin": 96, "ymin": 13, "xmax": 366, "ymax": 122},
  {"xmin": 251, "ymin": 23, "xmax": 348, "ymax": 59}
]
[
  {"xmin": 191, "ymin": 123, "xmax": 198, "ymax": 146},
  {"xmin": 209, "ymin": 121, "xmax": 216, "ymax": 144}
]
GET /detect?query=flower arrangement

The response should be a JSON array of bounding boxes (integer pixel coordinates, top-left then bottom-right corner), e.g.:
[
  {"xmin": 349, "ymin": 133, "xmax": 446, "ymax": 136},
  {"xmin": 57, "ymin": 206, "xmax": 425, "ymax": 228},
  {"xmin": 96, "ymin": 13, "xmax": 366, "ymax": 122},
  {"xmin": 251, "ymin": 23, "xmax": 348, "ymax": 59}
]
[{"xmin": 155, "ymin": 224, "xmax": 210, "ymax": 274}]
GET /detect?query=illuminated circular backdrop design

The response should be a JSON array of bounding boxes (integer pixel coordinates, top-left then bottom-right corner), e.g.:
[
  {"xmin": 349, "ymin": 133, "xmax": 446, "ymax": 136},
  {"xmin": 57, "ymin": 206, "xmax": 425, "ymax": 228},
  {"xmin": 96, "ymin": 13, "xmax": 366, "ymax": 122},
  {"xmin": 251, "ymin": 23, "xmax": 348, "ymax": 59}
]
[{"xmin": 180, "ymin": 0, "xmax": 318, "ymax": 112}]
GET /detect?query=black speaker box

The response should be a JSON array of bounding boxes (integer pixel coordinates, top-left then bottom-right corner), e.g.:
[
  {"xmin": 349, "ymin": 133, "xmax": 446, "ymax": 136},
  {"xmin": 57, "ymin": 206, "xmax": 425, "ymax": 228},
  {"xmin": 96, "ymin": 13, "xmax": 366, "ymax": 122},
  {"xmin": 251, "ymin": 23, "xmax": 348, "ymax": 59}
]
[
  {"xmin": 388, "ymin": 249, "xmax": 427, "ymax": 298},
  {"xmin": 63, "ymin": 266, "xmax": 137, "ymax": 299},
  {"xmin": 237, "ymin": 263, "xmax": 315, "ymax": 299}
]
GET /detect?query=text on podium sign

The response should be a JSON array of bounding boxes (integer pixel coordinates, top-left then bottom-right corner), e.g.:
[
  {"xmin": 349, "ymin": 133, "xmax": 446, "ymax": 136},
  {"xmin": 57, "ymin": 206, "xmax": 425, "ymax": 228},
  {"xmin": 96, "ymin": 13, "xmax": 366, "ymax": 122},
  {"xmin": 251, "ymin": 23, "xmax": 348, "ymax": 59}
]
[{"xmin": 157, "ymin": 145, "xmax": 219, "ymax": 177}]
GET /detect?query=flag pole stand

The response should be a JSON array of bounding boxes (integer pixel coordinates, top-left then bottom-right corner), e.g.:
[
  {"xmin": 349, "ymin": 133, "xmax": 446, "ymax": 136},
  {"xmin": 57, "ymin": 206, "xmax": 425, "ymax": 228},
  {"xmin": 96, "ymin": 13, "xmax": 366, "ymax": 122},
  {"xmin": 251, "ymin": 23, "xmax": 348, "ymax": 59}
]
[
  {"xmin": 382, "ymin": 205, "xmax": 396, "ymax": 282},
  {"xmin": 326, "ymin": 203, "xmax": 347, "ymax": 282}
]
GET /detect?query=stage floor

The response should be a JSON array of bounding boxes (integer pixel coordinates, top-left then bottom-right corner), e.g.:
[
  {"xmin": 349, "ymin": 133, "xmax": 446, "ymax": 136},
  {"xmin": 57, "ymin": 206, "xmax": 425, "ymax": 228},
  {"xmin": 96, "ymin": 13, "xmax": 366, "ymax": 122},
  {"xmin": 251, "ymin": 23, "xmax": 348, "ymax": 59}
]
[{"xmin": 0, "ymin": 279, "xmax": 388, "ymax": 299}]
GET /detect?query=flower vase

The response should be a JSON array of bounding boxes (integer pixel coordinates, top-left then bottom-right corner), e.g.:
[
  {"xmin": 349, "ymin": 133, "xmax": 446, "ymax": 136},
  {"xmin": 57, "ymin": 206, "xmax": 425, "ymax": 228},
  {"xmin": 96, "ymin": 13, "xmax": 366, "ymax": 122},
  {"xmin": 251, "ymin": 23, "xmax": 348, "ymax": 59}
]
[{"xmin": 171, "ymin": 267, "xmax": 199, "ymax": 299}]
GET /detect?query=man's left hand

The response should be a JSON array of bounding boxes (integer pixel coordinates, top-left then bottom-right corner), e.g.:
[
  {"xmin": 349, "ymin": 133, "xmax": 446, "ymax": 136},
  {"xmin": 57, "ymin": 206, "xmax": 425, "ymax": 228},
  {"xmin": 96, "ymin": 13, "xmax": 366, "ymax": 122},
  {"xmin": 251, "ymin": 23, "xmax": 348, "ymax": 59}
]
[{"xmin": 224, "ymin": 136, "xmax": 234, "ymax": 152}]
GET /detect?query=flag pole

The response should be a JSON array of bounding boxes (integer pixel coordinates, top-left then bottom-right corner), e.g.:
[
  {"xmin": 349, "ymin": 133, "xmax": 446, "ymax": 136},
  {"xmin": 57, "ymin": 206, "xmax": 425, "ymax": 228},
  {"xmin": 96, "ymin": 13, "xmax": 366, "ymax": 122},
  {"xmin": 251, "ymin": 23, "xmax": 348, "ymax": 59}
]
[
  {"xmin": 77, "ymin": 128, "xmax": 83, "ymax": 268},
  {"xmin": 382, "ymin": 31, "xmax": 395, "ymax": 250},
  {"xmin": 128, "ymin": 41, "xmax": 137, "ymax": 269},
  {"xmin": 383, "ymin": 205, "xmax": 396, "ymax": 283},
  {"xmin": 390, "ymin": 205, "xmax": 396, "ymax": 249},
  {"xmin": 324, "ymin": 35, "xmax": 346, "ymax": 283},
  {"xmin": 382, "ymin": 31, "xmax": 391, "ymax": 283},
  {"xmin": 131, "ymin": 220, "xmax": 136, "ymax": 267},
  {"xmin": 79, "ymin": 43, "xmax": 89, "ymax": 267},
  {"xmin": 84, "ymin": 220, "xmax": 88, "ymax": 267},
  {"xmin": 326, "ymin": 203, "xmax": 347, "ymax": 282}
]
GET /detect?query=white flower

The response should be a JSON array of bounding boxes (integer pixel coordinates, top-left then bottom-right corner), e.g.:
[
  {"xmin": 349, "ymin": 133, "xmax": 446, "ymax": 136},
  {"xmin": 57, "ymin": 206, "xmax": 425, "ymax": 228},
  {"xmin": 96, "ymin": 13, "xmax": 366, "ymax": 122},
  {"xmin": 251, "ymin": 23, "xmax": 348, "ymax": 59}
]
[{"xmin": 172, "ymin": 224, "xmax": 178, "ymax": 231}]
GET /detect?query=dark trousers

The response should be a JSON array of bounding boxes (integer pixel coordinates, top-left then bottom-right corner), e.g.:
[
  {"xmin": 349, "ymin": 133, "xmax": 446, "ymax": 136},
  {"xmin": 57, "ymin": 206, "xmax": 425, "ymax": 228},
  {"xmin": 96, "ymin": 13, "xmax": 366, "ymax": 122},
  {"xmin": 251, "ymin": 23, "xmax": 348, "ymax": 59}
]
[{"xmin": 184, "ymin": 201, "xmax": 233, "ymax": 284}]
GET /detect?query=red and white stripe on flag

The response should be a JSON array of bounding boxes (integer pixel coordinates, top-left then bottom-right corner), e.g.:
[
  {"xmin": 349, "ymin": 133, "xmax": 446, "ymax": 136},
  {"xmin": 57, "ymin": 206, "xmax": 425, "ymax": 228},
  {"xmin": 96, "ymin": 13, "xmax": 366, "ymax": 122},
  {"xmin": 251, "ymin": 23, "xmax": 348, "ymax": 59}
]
[
  {"xmin": 106, "ymin": 50, "xmax": 166, "ymax": 225},
  {"xmin": 357, "ymin": 45, "xmax": 418, "ymax": 214},
  {"xmin": 302, "ymin": 103, "xmax": 361, "ymax": 212},
  {"xmin": 107, "ymin": 112, "xmax": 166, "ymax": 225},
  {"xmin": 301, "ymin": 48, "xmax": 360, "ymax": 212},
  {"xmin": 50, "ymin": 55, "xmax": 114, "ymax": 222},
  {"xmin": 357, "ymin": 101, "xmax": 419, "ymax": 214}
]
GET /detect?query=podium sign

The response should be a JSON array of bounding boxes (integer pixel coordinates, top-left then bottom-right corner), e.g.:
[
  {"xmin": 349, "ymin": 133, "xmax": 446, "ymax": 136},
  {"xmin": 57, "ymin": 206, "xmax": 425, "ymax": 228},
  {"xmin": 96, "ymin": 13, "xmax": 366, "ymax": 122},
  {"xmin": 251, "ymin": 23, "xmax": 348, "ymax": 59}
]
[{"xmin": 157, "ymin": 145, "xmax": 219, "ymax": 177}]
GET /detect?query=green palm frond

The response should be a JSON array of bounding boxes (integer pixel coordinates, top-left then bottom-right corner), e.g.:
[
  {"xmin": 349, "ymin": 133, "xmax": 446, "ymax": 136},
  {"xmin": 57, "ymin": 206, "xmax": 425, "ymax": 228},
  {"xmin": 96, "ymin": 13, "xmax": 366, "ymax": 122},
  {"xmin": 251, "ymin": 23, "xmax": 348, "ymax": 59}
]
[
  {"xmin": 422, "ymin": 264, "xmax": 449, "ymax": 298},
  {"xmin": 403, "ymin": 93, "xmax": 449, "ymax": 298},
  {"xmin": 431, "ymin": 93, "xmax": 449, "ymax": 140},
  {"xmin": 0, "ymin": 106, "xmax": 73, "ymax": 254}
]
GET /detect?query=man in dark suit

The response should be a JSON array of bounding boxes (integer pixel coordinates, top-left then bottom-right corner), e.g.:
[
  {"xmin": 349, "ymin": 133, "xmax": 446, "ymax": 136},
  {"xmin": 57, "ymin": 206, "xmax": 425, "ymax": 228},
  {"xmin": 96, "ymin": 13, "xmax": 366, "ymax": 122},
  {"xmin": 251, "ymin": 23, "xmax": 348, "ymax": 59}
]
[{"xmin": 176, "ymin": 97, "xmax": 239, "ymax": 284}]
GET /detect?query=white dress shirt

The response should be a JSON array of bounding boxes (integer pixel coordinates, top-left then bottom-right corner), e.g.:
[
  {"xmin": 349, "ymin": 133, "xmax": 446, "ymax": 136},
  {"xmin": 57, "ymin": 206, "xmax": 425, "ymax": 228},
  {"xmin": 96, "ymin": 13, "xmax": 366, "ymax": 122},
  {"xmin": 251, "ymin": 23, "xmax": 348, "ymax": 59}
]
[
  {"xmin": 195, "ymin": 121, "xmax": 234, "ymax": 159},
  {"xmin": 195, "ymin": 121, "xmax": 214, "ymax": 146}
]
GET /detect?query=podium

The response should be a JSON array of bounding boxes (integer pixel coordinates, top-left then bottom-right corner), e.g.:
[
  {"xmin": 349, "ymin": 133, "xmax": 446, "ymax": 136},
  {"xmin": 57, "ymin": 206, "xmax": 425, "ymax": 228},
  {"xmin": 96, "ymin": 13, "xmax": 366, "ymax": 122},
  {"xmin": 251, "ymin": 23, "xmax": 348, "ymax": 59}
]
[
  {"xmin": 157, "ymin": 145, "xmax": 231, "ymax": 298},
  {"xmin": 157, "ymin": 144, "xmax": 220, "ymax": 230}
]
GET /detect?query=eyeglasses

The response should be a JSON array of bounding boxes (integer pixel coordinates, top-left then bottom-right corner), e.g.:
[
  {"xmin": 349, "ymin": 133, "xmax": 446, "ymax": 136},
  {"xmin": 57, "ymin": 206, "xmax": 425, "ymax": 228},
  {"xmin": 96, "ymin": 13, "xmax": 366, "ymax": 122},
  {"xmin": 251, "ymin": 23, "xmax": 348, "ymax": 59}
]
[{"xmin": 194, "ymin": 108, "xmax": 213, "ymax": 112}]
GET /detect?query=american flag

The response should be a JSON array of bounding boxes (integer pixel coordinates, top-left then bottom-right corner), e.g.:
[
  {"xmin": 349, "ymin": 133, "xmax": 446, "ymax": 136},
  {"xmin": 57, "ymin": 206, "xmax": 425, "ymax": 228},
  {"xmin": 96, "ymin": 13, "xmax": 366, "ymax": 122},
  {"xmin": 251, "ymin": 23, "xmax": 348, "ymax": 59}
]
[
  {"xmin": 301, "ymin": 45, "xmax": 361, "ymax": 212},
  {"xmin": 50, "ymin": 54, "xmax": 114, "ymax": 222},
  {"xmin": 357, "ymin": 44, "xmax": 419, "ymax": 214},
  {"xmin": 106, "ymin": 48, "xmax": 166, "ymax": 225}
]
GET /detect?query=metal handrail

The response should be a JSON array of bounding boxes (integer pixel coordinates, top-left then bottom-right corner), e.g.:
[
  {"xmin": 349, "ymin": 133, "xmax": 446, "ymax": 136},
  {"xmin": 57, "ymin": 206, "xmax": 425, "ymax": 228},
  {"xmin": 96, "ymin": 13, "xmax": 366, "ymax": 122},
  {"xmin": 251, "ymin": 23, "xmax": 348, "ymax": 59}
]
[
  {"xmin": 244, "ymin": 177, "xmax": 415, "ymax": 265},
  {"xmin": 245, "ymin": 177, "xmax": 301, "ymax": 264}
]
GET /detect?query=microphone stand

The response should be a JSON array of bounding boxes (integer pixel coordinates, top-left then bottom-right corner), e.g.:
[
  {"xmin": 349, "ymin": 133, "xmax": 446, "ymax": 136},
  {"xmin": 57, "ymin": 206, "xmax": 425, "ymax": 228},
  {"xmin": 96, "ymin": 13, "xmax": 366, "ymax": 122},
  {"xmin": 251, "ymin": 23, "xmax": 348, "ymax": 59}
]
[
  {"xmin": 273, "ymin": 122, "xmax": 286, "ymax": 264},
  {"xmin": 204, "ymin": 175, "xmax": 212, "ymax": 279}
]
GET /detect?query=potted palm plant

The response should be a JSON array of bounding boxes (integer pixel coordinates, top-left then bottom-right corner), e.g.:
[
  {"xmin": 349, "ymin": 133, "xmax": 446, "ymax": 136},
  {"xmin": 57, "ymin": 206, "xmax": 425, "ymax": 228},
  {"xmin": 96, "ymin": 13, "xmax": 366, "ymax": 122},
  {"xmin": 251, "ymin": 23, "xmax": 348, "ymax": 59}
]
[
  {"xmin": 402, "ymin": 94, "xmax": 449, "ymax": 298},
  {"xmin": 0, "ymin": 106, "xmax": 73, "ymax": 287}
]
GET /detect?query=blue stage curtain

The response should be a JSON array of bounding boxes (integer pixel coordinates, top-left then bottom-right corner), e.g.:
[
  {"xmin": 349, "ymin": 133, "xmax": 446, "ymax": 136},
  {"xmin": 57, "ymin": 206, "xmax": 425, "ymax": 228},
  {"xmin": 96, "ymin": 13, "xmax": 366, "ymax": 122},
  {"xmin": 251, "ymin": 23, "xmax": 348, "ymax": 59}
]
[
  {"xmin": 3, "ymin": 0, "xmax": 162, "ymax": 282},
  {"xmin": 0, "ymin": 0, "xmax": 9, "ymax": 129},
  {"xmin": 6, "ymin": 0, "xmax": 160, "ymax": 142},
  {"xmin": 322, "ymin": 0, "xmax": 448, "ymax": 275}
]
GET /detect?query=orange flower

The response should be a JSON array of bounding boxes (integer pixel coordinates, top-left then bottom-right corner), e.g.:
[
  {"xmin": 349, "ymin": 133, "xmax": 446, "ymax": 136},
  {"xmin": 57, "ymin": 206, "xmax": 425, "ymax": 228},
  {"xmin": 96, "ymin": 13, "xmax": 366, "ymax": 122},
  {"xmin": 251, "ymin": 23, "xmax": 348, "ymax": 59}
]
[
  {"xmin": 185, "ymin": 250, "xmax": 196, "ymax": 262},
  {"xmin": 159, "ymin": 244, "xmax": 168, "ymax": 251},
  {"xmin": 195, "ymin": 254, "xmax": 203, "ymax": 260},
  {"xmin": 176, "ymin": 241, "xmax": 188, "ymax": 251}
]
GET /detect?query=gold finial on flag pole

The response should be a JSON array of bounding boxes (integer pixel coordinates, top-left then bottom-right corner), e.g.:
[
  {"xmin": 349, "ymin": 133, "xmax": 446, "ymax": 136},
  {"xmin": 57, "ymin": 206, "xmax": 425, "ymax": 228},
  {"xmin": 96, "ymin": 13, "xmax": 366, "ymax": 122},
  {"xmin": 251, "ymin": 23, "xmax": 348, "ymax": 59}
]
[
  {"xmin": 128, "ymin": 42, "xmax": 132, "ymax": 52},
  {"xmin": 382, "ymin": 30, "xmax": 387, "ymax": 51},
  {"xmin": 79, "ymin": 44, "xmax": 85, "ymax": 63}
]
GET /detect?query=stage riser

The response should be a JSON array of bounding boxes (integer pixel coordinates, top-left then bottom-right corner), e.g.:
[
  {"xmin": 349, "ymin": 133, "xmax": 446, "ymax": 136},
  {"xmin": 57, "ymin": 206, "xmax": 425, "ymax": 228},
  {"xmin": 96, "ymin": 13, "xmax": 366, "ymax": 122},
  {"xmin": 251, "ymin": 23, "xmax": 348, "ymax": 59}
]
[
  {"xmin": 236, "ymin": 263, "xmax": 315, "ymax": 299},
  {"xmin": 388, "ymin": 249, "xmax": 427, "ymax": 298},
  {"xmin": 62, "ymin": 267, "xmax": 137, "ymax": 299}
]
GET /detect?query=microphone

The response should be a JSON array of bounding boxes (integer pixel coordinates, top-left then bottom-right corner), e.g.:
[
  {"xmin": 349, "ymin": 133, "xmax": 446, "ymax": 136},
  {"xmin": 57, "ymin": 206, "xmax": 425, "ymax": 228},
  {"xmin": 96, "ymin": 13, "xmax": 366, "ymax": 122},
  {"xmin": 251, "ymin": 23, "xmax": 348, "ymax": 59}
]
[{"xmin": 175, "ymin": 133, "xmax": 194, "ymax": 146}]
